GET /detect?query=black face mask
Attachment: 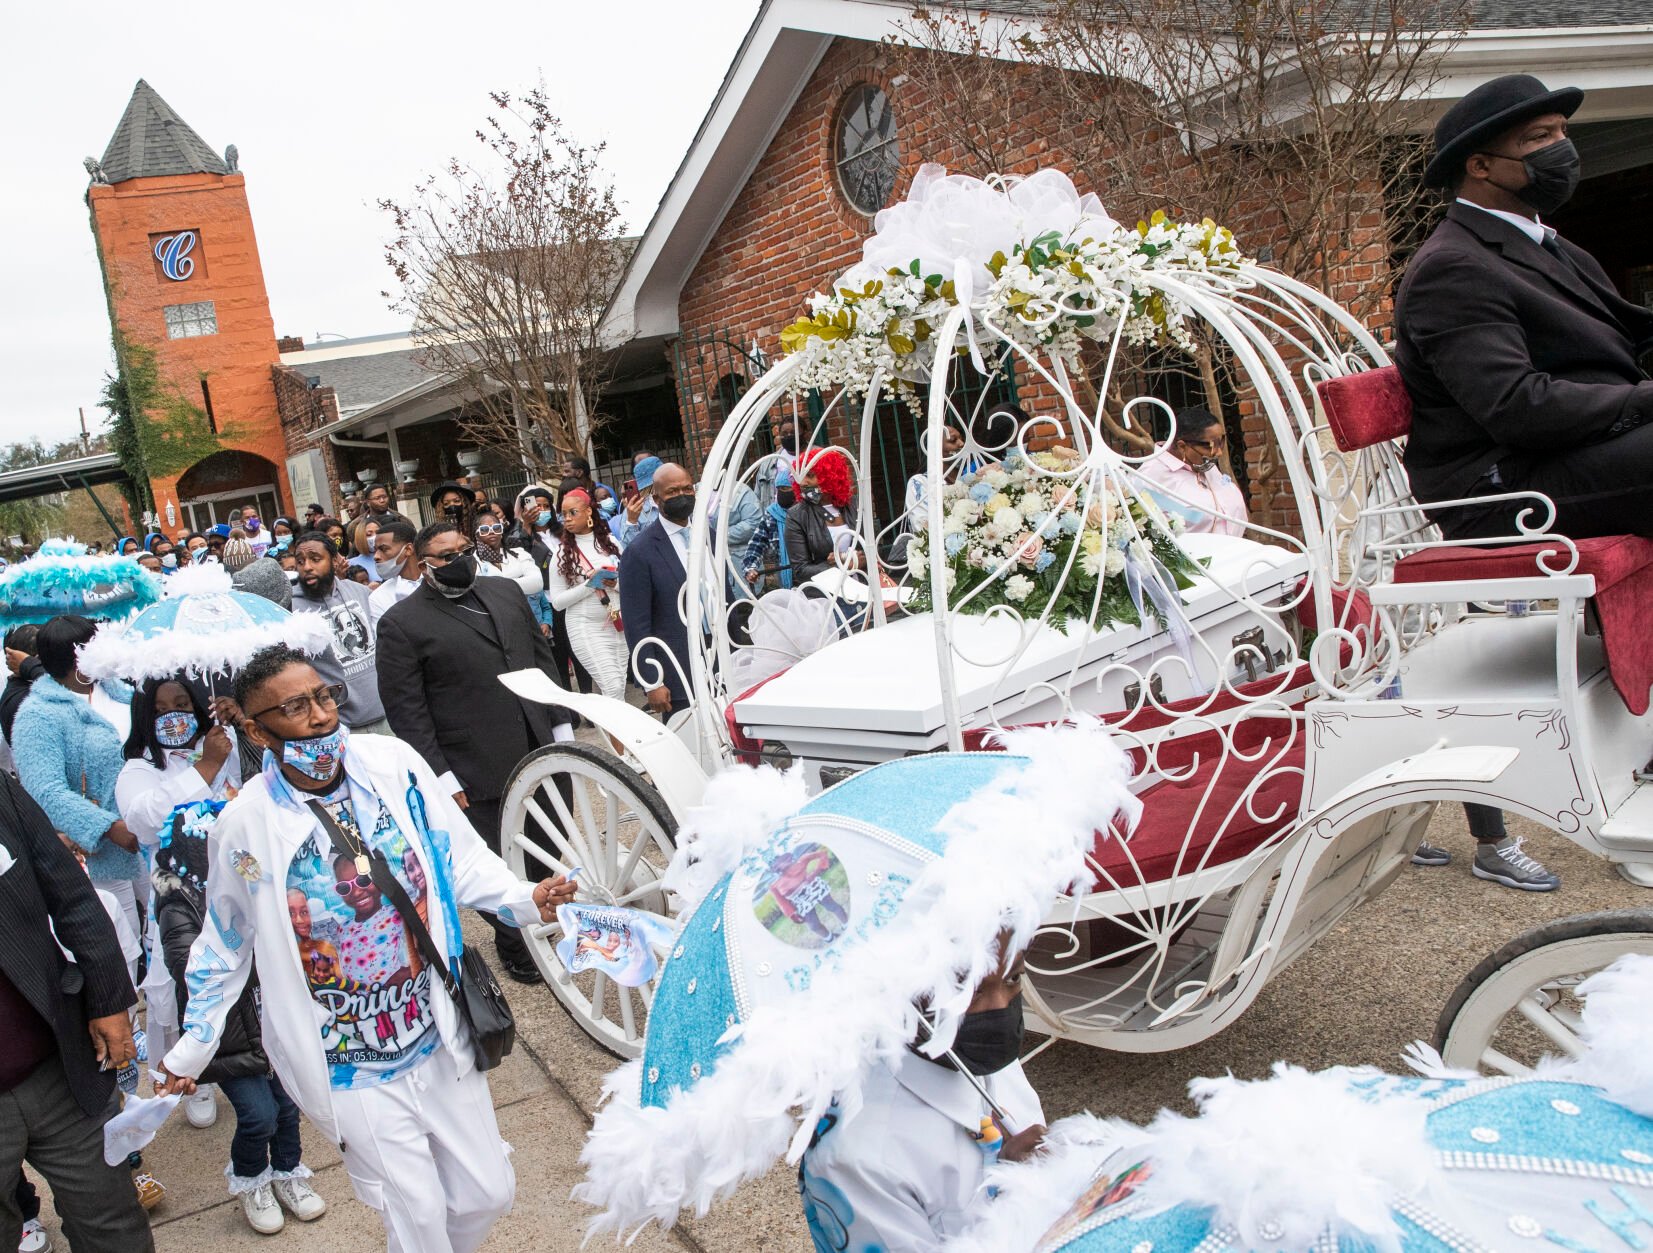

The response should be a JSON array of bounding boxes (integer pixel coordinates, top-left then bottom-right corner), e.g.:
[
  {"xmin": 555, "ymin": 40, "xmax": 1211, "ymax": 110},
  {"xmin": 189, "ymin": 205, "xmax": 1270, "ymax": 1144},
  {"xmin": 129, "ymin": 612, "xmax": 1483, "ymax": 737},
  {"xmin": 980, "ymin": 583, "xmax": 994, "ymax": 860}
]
[
  {"xmin": 946, "ymin": 993, "xmax": 1025, "ymax": 1076},
  {"xmin": 802, "ymin": 487, "xmax": 824, "ymax": 505},
  {"xmin": 777, "ymin": 488, "xmax": 797, "ymax": 510},
  {"xmin": 1483, "ymin": 137, "xmax": 1581, "ymax": 216},
  {"xmin": 660, "ymin": 493, "xmax": 696, "ymax": 526},
  {"xmin": 426, "ymin": 551, "xmax": 478, "ymax": 598},
  {"xmin": 779, "ymin": 434, "xmax": 798, "ymax": 454}
]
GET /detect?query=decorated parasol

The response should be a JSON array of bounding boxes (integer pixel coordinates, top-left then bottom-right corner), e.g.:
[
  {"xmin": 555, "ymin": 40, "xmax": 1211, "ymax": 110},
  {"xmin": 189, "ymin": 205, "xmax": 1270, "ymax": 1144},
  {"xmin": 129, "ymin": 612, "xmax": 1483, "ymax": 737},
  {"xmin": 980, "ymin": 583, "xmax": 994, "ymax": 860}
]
[
  {"xmin": 945, "ymin": 955, "xmax": 1653, "ymax": 1253},
  {"xmin": 574, "ymin": 720, "xmax": 1140, "ymax": 1240},
  {"xmin": 77, "ymin": 563, "xmax": 331, "ymax": 684},
  {"xmin": 0, "ymin": 538, "xmax": 162, "ymax": 628}
]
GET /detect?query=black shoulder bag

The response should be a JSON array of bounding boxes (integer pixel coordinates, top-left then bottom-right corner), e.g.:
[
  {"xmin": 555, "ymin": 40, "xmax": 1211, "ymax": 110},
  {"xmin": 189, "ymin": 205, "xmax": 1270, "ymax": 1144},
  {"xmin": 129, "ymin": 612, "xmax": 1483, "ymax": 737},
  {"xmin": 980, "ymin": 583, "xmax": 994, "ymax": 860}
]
[{"xmin": 306, "ymin": 799, "xmax": 515, "ymax": 1071}]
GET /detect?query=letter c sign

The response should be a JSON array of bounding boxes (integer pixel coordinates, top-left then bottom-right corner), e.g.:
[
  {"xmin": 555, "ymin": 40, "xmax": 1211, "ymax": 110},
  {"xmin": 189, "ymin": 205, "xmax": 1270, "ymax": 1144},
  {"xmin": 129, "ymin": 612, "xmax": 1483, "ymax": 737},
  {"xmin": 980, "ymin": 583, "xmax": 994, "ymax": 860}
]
[{"xmin": 154, "ymin": 231, "xmax": 197, "ymax": 281}]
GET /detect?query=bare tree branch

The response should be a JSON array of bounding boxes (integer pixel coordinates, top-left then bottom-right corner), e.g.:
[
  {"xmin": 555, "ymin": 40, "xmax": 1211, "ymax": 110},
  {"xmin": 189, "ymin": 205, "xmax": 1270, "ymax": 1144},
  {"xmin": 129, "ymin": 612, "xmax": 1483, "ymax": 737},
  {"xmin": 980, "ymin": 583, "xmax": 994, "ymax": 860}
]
[{"xmin": 379, "ymin": 88, "xmax": 627, "ymax": 479}]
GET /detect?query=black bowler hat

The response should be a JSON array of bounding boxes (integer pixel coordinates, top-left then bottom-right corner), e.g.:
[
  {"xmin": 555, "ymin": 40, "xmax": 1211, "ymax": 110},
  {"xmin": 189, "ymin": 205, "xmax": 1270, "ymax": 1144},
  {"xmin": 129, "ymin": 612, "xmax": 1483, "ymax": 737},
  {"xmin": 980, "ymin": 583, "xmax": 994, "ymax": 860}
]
[{"xmin": 1424, "ymin": 73, "xmax": 1583, "ymax": 188}]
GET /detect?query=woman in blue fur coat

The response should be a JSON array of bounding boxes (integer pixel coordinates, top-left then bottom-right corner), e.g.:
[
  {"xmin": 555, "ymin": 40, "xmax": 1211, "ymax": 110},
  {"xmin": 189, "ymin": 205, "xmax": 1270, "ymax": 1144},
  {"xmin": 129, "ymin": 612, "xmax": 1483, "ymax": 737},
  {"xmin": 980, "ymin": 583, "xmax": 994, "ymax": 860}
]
[{"xmin": 13, "ymin": 614, "xmax": 142, "ymax": 937}]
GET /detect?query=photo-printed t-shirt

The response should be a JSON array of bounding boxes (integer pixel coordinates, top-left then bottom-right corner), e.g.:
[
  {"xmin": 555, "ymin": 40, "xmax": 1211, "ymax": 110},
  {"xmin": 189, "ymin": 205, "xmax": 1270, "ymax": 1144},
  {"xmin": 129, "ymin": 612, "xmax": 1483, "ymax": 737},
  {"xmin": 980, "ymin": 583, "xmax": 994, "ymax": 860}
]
[
  {"xmin": 285, "ymin": 785, "xmax": 438, "ymax": 1089},
  {"xmin": 291, "ymin": 579, "xmax": 386, "ymax": 728}
]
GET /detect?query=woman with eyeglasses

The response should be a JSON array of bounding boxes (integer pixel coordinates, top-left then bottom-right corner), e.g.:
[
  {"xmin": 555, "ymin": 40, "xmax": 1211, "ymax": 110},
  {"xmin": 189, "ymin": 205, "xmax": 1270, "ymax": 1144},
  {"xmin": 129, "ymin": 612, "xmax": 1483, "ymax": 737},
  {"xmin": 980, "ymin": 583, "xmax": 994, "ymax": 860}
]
[{"xmin": 1134, "ymin": 405, "xmax": 1249, "ymax": 536}]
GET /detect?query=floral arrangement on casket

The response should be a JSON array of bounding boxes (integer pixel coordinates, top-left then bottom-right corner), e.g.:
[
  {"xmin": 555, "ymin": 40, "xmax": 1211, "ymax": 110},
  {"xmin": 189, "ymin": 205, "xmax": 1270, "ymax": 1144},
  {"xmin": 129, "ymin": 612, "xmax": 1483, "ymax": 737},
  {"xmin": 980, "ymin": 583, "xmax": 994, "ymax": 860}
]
[
  {"xmin": 907, "ymin": 449, "xmax": 1201, "ymax": 633},
  {"xmin": 778, "ymin": 165, "xmax": 1251, "ymax": 404}
]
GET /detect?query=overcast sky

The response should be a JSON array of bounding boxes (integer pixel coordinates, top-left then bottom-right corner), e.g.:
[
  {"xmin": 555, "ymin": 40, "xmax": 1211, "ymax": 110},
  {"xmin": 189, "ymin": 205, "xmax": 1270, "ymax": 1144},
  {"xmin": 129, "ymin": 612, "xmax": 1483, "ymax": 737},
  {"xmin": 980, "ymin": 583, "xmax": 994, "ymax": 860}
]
[{"xmin": 2, "ymin": 0, "xmax": 761, "ymax": 448}]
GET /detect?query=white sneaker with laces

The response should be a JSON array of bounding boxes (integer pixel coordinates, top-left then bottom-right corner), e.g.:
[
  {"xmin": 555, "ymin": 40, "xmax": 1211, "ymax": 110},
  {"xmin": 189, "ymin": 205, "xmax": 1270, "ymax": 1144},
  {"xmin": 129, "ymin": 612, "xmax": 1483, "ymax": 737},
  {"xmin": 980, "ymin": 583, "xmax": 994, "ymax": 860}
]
[
  {"xmin": 272, "ymin": 1176, "xmax": 326, "ymax": 1221},
  {"xmin": 18, "ymin": 1217, "xmax": 50, "ymax": 1252},
  {"xmin": 241, "ymin": 1183, "xmax": 284, "ymax": 1235},
  {"xmin": 184, "ymin": 1085, "xmax": 217, "ymax": 1128}
]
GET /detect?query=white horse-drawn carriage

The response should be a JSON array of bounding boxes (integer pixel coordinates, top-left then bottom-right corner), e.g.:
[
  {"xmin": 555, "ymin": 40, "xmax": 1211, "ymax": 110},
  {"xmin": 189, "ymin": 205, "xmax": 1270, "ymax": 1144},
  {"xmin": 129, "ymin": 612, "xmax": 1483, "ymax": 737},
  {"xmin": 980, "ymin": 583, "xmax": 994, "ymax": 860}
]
[{"xmin": 498, "ymin": 168, "xmax": 1653, "ymax": 1078}]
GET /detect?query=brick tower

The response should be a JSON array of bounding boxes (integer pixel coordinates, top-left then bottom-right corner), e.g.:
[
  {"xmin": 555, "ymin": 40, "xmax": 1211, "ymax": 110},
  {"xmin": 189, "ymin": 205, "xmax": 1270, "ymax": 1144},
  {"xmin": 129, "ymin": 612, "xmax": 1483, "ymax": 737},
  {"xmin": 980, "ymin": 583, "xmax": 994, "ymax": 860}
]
[{"xmin": 87, "ymin": 79, "xmax": 291, "ymax": 533}]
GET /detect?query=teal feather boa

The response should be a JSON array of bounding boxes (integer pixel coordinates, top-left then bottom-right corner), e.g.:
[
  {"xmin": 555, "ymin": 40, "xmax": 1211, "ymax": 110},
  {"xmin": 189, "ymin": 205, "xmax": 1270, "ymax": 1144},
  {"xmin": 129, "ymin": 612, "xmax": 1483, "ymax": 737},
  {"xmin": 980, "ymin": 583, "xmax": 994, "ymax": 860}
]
[{"xmin": 0, "ymin": 546, "xmax": 163, "ymax": 628}]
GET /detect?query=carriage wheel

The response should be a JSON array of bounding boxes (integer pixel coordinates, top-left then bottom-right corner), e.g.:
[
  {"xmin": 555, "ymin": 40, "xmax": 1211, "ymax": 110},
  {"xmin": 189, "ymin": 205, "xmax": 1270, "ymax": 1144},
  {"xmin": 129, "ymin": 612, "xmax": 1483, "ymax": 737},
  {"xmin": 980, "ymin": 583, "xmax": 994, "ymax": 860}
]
[
  {"xmin": 499, "ymin": 742, "xmax": 679, "ymax": 1059},
  {"xmin": 1432, "ymin": 908, "xmax": 1653, "ymax": 1075}
]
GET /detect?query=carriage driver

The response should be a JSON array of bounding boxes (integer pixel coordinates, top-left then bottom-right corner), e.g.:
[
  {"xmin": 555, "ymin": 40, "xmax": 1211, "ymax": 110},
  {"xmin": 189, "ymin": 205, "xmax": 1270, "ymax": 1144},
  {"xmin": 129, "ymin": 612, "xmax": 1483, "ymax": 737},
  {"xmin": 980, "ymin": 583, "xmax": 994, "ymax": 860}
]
[
  {"xmin": 1394, "ymin": 73, "xmax": 1653, "ymax": 890},
  {"xmin": 1395, "ymin": 74, "xmax": 1653, "ymax": 544}
]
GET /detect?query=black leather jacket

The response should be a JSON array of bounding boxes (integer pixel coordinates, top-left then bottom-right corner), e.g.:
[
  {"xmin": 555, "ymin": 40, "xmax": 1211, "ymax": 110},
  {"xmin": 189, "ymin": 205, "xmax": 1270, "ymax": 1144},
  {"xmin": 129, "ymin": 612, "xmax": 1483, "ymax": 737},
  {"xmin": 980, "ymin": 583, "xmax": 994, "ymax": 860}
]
[{"xmin": 783, "ymin": 499, "xmax": 859, "ymax": 582}]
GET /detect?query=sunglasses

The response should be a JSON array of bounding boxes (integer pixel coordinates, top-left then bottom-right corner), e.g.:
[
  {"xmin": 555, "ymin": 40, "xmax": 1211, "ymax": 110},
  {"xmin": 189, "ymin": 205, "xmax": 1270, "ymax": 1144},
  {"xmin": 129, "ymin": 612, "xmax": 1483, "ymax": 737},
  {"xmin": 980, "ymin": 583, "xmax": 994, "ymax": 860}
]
[
  {"xmin": 335, "ymin": 874, "xmax": 373, "ymax": 895},
  {"xmin": 475, "ymin": 523, "xmax": 505, "ymax": 535}
]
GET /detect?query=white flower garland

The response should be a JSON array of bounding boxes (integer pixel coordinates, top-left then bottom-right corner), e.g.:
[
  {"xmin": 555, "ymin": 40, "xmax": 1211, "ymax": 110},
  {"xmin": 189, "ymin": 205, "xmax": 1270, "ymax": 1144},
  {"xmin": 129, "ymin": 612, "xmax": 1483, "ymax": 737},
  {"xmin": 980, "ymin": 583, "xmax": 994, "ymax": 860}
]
[{"xmin": 779, "ymin": 167, "xmax": 1250, "ymax": 403}]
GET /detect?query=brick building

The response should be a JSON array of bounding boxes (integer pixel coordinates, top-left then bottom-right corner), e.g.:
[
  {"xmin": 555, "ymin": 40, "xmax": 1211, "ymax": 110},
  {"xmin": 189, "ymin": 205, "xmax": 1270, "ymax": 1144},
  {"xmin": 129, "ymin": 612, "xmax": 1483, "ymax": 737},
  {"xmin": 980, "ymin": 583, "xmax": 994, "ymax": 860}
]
[
  {"xmin": 87, "ymin": 80, "xmax": 293, "ymax": 532},
  {"xmin": 605, "ymin": 0, "xmax": 1653, "ymax": 534}
]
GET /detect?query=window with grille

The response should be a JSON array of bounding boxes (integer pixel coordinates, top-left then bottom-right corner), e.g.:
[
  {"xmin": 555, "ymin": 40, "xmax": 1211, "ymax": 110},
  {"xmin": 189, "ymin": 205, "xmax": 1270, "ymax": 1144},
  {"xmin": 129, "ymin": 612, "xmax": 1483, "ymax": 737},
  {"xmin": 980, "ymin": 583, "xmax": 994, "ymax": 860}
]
[
  {"xmin": 163, "ymin": 301, "xmax": 218, "ymax": 339},
  {"xmin": 835, "ymin": 85, "xmax": 898, "ymax": 216}
]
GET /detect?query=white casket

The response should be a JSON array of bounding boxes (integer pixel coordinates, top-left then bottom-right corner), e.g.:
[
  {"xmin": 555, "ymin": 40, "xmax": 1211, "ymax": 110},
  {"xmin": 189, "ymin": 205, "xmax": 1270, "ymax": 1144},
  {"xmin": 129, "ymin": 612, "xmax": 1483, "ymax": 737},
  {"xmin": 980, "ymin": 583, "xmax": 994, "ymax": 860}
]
[{"xmin": 733, "ymin": 534, "xmax": 1311, "ymax": 789}]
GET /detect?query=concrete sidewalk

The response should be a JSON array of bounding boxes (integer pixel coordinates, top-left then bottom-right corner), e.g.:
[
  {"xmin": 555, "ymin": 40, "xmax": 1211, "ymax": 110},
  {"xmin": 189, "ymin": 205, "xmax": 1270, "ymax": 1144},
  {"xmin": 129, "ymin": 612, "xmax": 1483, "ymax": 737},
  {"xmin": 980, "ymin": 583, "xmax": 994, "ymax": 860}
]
[{"xmin": 25, "ymin": 803, "xmax": 1649, "ymax": 1251}]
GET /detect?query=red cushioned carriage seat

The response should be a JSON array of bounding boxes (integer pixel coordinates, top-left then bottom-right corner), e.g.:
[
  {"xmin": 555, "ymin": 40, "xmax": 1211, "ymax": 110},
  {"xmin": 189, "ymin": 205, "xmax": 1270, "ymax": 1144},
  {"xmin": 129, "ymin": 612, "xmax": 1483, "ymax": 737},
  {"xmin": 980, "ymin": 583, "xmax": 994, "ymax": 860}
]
[
  {"xmin": 1393, "ymin": 535, "xmax": 1653, "ymax": 716},
  {"xmin": 1088, "ymin": 718, "xmax": 1305, "ymax": 890}
]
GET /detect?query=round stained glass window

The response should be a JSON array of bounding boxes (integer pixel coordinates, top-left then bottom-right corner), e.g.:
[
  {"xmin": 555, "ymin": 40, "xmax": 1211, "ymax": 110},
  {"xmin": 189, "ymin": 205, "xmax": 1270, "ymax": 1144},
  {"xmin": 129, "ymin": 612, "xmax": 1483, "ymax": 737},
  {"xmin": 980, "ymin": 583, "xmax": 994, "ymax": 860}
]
[{"xmin": 835, "ymin": 84, "xmax": 898, "ymax": 216}]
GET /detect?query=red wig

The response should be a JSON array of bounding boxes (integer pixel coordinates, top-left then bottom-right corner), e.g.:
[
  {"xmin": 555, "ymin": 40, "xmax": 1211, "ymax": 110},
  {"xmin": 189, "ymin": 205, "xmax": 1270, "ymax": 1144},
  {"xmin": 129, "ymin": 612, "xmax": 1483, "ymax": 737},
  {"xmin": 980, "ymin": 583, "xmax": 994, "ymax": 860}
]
[{"xmin": 797, "ymin": 447, "xmax": 854, "ymax": 510}]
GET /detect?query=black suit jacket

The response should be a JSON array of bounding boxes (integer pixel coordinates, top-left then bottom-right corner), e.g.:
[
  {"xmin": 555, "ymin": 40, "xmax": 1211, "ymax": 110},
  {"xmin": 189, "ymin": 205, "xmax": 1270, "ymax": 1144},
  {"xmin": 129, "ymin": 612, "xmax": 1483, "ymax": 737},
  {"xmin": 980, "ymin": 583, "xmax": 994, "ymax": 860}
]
[
  {"xmin": 1395, "ymin": 201, "xmax": 1653, "ymax": 505},
  {"xmin": 0, "ymin": 773, "xmax": 135, "ymax": 1118},
  {"xmin": 619, "ymin": 521, "xmax": 691, "ymax": 709},
  {"xmin": 375, "ymin": 575, "xmax": 571, "ymax": 802}
]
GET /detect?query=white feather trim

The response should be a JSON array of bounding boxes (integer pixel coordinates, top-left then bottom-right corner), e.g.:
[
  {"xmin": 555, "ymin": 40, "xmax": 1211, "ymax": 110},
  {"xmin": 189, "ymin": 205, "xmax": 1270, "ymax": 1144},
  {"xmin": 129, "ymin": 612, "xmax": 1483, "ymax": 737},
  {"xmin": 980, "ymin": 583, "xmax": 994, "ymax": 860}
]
[
  {"xmin": 1543, "ymin": 952, "xmax": 1653, "ymax": 1117},
  {"xmin": 1399, "ymin": 1040, "xmax": 1478, "ymax": 1082},
  {"xmin": 661, "ymin": 762, "xmax": 809, "ymax": 910},
  {"xmin": 1134, "ymin": 1063, "xmax": 1432, "ymax": 1252},
  {"xmin": 78, "ymin": 613, "xmax": 334, "ymax": 682},
  {"xmin": 576, "ymin": 718, "xmax": 1138, "ymax": 1240},
  {"xmin": 162, "ymin": 564, "xmax": 235, "ymax": 597},
  {"xmin": 943, "ymin": 1114, "xmax": 1133, "ymax": 1253}
]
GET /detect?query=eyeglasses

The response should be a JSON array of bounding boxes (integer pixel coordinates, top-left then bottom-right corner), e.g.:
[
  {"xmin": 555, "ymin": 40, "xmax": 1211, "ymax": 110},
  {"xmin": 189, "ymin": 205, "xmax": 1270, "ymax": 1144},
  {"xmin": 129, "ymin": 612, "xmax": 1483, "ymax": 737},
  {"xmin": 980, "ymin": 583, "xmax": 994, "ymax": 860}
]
[
  {"xmin": 335, "ymin": 874, "xmax": 372, "ymax": 895},
  {"xmin": 475, "ymin": 523, "xmax": 505, "ymax": 536},
  {"xmin": 247, "ymin": 682, "xmax": 345, "ymax": 723},
  {"xmin": 1179, "ymin": 437, "xmax": 1223, "ymax": 454},
  {"xmin": 421, "ymin": 545, "xmax": 471, "ymax": 568}
]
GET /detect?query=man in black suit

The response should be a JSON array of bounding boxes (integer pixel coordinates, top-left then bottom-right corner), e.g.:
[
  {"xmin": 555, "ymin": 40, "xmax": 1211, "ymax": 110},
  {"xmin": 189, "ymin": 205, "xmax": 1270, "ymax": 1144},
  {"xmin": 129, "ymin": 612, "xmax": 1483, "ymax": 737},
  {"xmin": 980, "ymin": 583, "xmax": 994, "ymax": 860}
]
[
  {"xmin": 1396, "ymin": 74, "xmax": 1653, "ymax": 542},
  {"xmin": 375, "ymin": 521, "xmax": 574, "ymax": 982},
  {"xmin": 0, "ymin": 774, "xmax": 153, "ymax": 1250},
  {"xmin": 619, "ymin": 462, "xmax": 699, "ymax": 716}
]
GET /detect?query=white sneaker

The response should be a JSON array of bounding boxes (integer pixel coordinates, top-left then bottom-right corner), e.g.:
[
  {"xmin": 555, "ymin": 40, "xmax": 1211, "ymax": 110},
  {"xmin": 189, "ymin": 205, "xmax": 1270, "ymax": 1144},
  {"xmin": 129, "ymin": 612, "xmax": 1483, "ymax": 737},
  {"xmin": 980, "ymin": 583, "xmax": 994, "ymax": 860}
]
[
  {"xmin": 18, "ymin": 1217, "xmax": 50, "ymax": 1252},
  {"xmin": 184, "ymin": 1085, "xmax": 217, "ymax": 1128},
  {"xmin": 241, "ymin": 1184, "xmax": 284, "ymax": 1235},
  {"xmin": 272, "ymin": 1177, "xmax": 326, "ymax": 1221}
]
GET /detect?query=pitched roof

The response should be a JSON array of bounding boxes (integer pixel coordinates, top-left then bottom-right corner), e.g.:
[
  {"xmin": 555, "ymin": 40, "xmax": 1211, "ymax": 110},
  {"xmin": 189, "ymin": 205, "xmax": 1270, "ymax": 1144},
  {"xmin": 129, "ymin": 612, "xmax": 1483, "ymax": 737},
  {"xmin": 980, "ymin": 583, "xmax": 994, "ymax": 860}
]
[
  {"xmin": 289, "ymin": 348, "xmax": 439, "ymax": 418},
  {"xmin": 99, "ymin": 80, "xmax": 227, "ymax": 185}
]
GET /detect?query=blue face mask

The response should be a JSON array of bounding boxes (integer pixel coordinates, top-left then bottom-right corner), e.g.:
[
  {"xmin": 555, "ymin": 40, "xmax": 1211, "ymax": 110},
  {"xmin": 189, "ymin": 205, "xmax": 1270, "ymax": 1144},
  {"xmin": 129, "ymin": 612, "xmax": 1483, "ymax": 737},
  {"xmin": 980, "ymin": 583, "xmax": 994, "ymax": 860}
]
[
  {"xmin": 154, "ymin": 710, "xmax": 198, "ymax": 748},
  {"xmin": 598, "ymin": 500, "xmax": 618, "ymax": 519},
  {"xmin": 536, "ymin": 510, "xmax": 554, "ymax": 528},
  {"xmin": 279, "ymin": 725, "xmax": 347, "ymax": 783}
]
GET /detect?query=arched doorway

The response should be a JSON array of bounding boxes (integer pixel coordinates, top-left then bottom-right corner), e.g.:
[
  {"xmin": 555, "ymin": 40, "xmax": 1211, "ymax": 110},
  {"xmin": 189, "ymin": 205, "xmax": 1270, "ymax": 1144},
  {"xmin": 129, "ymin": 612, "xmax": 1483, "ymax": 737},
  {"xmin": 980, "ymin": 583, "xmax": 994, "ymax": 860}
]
[{"xmin": 174, "ymin": 450, "xmax": 284, "ymax": 533}]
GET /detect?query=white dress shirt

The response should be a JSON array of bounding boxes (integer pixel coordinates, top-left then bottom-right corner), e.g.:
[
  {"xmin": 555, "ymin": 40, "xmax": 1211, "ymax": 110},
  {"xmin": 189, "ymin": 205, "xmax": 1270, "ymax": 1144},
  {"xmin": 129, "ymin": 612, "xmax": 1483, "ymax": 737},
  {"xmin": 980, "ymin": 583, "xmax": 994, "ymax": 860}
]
[
  {"xmin": 368, "ymin": 573, "xmax": 421, "ymax": 629},
  {"xmin": 1455, "ymin": 197, "xmax": 1551, "ymax": 247}
]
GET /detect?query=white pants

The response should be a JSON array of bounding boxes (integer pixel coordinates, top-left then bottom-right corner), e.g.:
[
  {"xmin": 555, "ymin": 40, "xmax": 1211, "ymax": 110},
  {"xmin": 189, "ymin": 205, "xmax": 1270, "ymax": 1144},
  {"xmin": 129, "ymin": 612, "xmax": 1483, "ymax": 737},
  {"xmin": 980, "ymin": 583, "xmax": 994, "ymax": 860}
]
[
  {"xmin": 91, "ymin": 868, "xmax": 149, "ymax": 951},
  {"xmin": 328, "ymin": 1047, "xmax": 514, "ymax": 1253},
  {"xmin": 566, "ymin": 603, "xmax": 630, "ymax": 703}
]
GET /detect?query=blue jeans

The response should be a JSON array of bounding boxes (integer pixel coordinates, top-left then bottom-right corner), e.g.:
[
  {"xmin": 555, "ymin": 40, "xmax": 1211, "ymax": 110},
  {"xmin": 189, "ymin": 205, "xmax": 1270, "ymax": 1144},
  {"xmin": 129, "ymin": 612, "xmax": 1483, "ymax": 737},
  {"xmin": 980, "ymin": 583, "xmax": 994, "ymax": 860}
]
[{"xmin": 218, "ymin": 1073, "xmax": 302, "ymax": 1180}]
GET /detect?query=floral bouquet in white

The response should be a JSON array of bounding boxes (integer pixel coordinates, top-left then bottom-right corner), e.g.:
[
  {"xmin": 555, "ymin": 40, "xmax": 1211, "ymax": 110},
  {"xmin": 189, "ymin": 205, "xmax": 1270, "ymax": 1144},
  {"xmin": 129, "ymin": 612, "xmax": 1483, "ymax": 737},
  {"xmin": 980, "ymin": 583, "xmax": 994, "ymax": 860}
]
[
  {"xmin": 779, "ymin": 165, "xmax": 1250, "ymax": 404},
  {"xmin": 907, "ymin": 450, "xmax": 1200, "ymax": 633}
]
